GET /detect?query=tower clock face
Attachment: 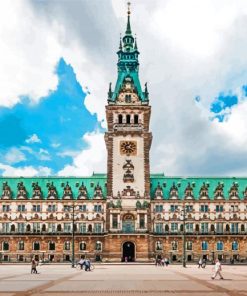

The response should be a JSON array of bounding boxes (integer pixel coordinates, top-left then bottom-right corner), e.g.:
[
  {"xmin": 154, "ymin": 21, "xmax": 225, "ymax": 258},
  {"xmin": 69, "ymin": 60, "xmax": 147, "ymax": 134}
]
[{"xmin": 120, "ymin": 141, "xmax": 137, "ymax": 155}]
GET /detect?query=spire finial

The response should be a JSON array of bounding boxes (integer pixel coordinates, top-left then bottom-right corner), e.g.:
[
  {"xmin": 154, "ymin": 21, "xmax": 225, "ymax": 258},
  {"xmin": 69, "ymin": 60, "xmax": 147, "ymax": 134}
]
[
  {"xmin": 126, "ymin": 1, "xmax": 132, "ymax": 35},
  {"xmin": 127, "ymin": 1, "xmax": 131, "ymax": 16},
  {"xmin": 119, "ymin": 33, "xmax": 122, "ymax": 50}
]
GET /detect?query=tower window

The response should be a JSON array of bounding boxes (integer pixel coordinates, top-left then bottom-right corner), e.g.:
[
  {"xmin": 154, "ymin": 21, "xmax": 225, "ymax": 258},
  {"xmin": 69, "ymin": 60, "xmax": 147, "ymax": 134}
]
[
  {"xmin": 134, "ymin": 115, "xmax": 139, "ymax": 124},
  {"xmin": 118, "ymin": 114, "xmax": 123, "ymax": 124},
  {"xmin": 126, "ymin": 114, "xmax": 131, "ymax": 124}
]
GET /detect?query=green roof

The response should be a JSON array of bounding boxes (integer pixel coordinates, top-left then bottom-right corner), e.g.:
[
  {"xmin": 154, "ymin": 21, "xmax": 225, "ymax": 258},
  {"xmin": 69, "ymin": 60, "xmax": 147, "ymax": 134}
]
[{"xmin": 150, "ymin": 175, "xmax": 247, "ymax": 200}]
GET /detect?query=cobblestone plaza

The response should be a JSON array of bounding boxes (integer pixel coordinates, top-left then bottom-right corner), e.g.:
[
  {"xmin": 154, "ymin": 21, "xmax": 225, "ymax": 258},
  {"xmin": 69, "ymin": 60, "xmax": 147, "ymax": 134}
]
[{"xmin": 0, "ymin": 264, "xmax": 247, "ymax": 296}]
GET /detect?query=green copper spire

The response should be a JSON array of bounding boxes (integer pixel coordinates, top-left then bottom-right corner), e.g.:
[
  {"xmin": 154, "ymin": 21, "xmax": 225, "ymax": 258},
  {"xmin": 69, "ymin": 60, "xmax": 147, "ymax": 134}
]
[
  {"xmin": 108, "ymin": 2, "xmax": 149, "ymax": 104},
  {"xmin": 125, "ymin": 2, "xmax": 132, "ymax": 35}
]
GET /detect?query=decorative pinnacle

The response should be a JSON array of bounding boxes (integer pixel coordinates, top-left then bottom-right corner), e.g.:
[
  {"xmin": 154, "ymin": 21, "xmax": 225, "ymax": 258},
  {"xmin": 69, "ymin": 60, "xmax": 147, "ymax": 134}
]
[{"xmin": 126, "ymin": 1, "xmax": 132, "ymax": 35}]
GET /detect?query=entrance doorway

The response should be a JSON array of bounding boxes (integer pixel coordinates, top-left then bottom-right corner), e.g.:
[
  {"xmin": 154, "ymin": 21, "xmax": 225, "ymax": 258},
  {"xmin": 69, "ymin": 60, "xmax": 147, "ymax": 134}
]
[{"xmin": 122, "ymin": 241, "xmax": 135, "ymax": 262}]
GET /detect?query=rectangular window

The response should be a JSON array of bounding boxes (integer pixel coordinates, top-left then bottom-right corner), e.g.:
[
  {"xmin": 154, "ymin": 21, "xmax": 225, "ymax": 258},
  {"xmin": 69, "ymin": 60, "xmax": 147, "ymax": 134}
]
[
  {"xmin": 200, "ymin": 205, "xmax": 208, "ymax": 212},
  {"xmin": 64, "ymin": 205, "xmax": 70, "ymax": 212},
  {"xmin": 32, "ymin": 205, "xmax": 41, "ymax": 212},
  {"xmin": 171, "ymin": 223, "xmax": 178, "ymax": 233},
  {"xmin": 216, "ymin": 205, "xmax": 224, "ymax": 212},
  {"xmin": 139, "ymin": 214, "xmax": 145, "ymax": 229},
  {"xmin": 231, "ymin": 223, "xmax": 238, "ymax": 234},
  {"xmin": 94, "ymin": 205, "xmax": 102, "ymax": 212},
  {"xmin": 48, "ymin": 204, "xmax": 56, "ymax": 212},
  {"xmin": 33, "ymin": 223, "xmax": 40, "ymax": 233},
  {"xmin": 17, "ymin": 205, "xmax": 26, "ymax": 212},
  {"xmin": 79, "ymin": 223, "xmax": 87, "ymax": 233},
  {"xmin": 155, "ymin": 223, "xmax": 163, "ymax": 233},
  {"xmin": 48, "ymin": 223, "xmax": 56, "ymax": 233},
  {"xmin": 79, "ymin": 205, "xmax": 87, "ymax": 212},
  {"xmin": 155, "ymin": 205, "xmax": 163, "ymax": 212},
  {"xmin": 64, "ymin": 223, "xmax": 72, "ymax": 233},
  {"xmin": 230, "ymin": 205, "xmax": 238, "ymax": 212},
  {"xmin": 186, "ymin": 205, "xmax": 193, "ymax": 212},
  {"xmin": 216, "ymin": 223, "xmax": 223, "ymax": 234},
  {"xmin": 186, "ymin": 223, "xmax": 193, "ymax": 233},
  {"xmin": 170, "ymin": 205, "xmax": 178, "ymax": 212},
  {"xmin": 2, "ymin": 205, "xmax": 10, "ymax": 212},
  {"xmin": 17, "ymin": 223, "xmax": 26, "ymax": 233},
  {"xmin": 186, "ymin": 241, "xmax": 193, "ymax": 251},
  {"xmin": 201, "ymin": 223, "xmax": 208, "ymax": 234},
  {"xmin": 112, "ymin": 214, "xmax": 118, "ymax": 229},
  {"xmin": 94, "ymin": 223, "xmax": 102, "ymax": 233},
  {"xmin": 2, "ymin": 223, "xmax": 10, "ymax": 233}
]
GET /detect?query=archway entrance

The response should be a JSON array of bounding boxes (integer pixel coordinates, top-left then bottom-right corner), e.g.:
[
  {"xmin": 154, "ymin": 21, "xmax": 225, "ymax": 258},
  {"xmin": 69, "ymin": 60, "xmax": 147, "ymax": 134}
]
[{"xmin": 122, "ymin": 241, "xmax": 135, "ymax": 262}]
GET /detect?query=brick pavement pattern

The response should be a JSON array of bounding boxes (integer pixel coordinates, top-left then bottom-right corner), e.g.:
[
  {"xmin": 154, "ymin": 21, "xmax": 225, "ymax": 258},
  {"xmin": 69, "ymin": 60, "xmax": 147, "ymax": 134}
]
[{"xmin": 0, "ymin": 264, "xmax": 246, "ymax": 296}]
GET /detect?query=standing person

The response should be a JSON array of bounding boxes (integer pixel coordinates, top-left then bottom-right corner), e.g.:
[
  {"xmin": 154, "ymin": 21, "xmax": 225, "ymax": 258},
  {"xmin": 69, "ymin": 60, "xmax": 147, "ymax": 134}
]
[
  {"xmin": 202, "ymin": 258, "xmax": 206, "ymax": 268},
  {"xmin": 164, "ymin": 257, "xmax": 169, "ymax": 267},
  {"xmin": 31, "ymin": 258, "xmax": 37, "ymax": 274},
  {"xmin": 198, "ymin": 258, "xmax": 203, "ymax": 268},
  {"xmin": 211, "ymin": 259, "xmax": 224, "ymax": 280}
]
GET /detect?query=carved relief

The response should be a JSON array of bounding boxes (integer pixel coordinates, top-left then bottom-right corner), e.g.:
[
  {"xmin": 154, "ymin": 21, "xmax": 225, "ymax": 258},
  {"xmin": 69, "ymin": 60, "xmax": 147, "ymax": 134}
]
[
  {"xmin": 199, "ymin": 182, "xmax": 209, "ymax": 200},
  {"xmin": 229, "ymin": 183, "xmax": 239, "ymax": 199},
  {"xmin": 77, "ymin": 182, "xmax": 88, "ymax": 199},
  {"xmin": 214, "ymin": 182, "xmax": 224, "ymax": 199},
  {"xmin": 17, "ymin": 182, "xmax": 27, "ymax": 199},
  {"xmin": 154, "ymin": 182, "xmax": 163, "ymax": 199},
  {"xmin": 123, "ymin": 159, "xmax": 134, "ymax": 183},
  {"xmin": 94, "ymin": 183, "xmax": 103, "ymax": 199},
  {"xmin": 62, "ymin": 182, "xmax": 73, "ymax": 199},
  {"xmin": 32, "ymin": 182, "xmax": 42, "ymax": 199},
  {"xmin": 47, "ymin": 182, "xmax": 58, "ymax": 199},
  {"xmin": 121, "ymin": 186, "xmax": 136, "ymax": 197},
  {"xmin": 116, "ymin": 77, "xmax": 141, "ymax": 105},
  {"xmin": 169, "ymin": 183, "xmax": 178, "ymax": 199},
  {"xmin": 1, "ymin": 182, "xmax": 11, "ymax": 199}
]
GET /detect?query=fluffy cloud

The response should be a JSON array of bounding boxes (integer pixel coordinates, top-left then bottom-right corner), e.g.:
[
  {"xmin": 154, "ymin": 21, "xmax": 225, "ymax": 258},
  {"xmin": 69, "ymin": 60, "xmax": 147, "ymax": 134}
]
[
  {"xmin": 0, "ymin": 163, "xmax": 51, "ymax": 177},
  {"xmin": 58, "ymin": 131, "xmax": 106, "ymax": 176},
  {"xmin": 4, "ymin": 148, "xmax": 26, "ymax": 164},
  {"xmin": 1, "ymin": 0, "xmax": 247, "ymax": 177},
  {"xmin": 25, "ymin": 134, "xmax": 41, "ymax": 144}
]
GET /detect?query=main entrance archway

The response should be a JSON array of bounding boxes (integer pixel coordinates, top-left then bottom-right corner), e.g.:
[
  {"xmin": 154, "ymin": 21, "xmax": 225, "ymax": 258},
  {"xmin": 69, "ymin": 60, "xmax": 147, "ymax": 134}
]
[{"xmin": 122, "ymin": 241, "xmax": 135, "ymax": 262}]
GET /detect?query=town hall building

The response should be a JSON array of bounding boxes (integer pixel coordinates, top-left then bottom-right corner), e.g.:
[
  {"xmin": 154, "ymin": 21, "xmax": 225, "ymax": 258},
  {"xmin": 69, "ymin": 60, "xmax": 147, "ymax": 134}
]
[{"xmin": 0, "ymin": 6, "xmax": 247, "ymax": 264}]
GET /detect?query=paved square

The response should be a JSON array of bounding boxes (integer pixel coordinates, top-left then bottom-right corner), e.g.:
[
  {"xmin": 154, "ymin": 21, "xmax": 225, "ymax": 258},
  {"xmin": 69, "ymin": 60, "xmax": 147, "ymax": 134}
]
[{"xmin": 0, "ymin": 264, "xmax": 246, "ymax": 296}]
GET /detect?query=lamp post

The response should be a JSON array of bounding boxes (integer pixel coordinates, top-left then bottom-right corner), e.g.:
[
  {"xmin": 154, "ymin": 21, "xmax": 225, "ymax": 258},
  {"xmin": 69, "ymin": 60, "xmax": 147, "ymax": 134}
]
[{"xmin": 178, "ymin": 203, "xmax": 188, "ymax": 268}]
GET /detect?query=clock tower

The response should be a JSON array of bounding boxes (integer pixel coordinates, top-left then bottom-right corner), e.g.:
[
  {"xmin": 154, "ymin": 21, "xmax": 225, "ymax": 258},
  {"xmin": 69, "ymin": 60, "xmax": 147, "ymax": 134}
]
[{"xmin": 105, "ymin": 5, "xmax": 152, "ymax": 199}]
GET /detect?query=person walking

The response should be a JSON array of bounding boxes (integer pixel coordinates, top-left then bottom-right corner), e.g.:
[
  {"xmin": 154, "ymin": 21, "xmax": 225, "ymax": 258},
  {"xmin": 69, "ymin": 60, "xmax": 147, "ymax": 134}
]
[
  {"xmin": 198, "ymin": 258, "xmax": 203, "ymax": 268},
  {"xmin": 85, "ymin": 259, "xmax": 91, "ymax": 271},
  {"xmin": 31, "ymin": 258, "xmax": 38, "ymax": 274},
  {"xmin": 164, "ymin": 257, "xmax": 169, "ymax": 267},
  {"xmin": 78, "ymin": 258, "xmax": 85, "ymax": 270},
  {"xmin": 202, "ymin": 258, "xmax": 206, "ymax": 268},
  {"xmin": 211, "ymin": 259, "xmax": 224, "ymax": 280}
]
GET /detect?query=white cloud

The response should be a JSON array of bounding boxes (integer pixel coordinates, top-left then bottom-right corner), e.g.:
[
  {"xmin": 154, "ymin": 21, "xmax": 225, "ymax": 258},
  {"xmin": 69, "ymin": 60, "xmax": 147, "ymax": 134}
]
[
  {"xmin": 2, "ymin": 0, "xmax": 247, "ymax": 176},
  {"xmin": 58, "ymin": 131, "xmax": 106, "ymax": 176},
  {"xmin": 0, "ymin": 1, "xmax": 60, "ymax": 107},
  {"xmin": 25, "ymin": 134, "xmax": 41, "ymax": 144},
  {"xmin": 38, "ymin": 148, "xmax": 51, "ymax": 161},
  {"xmin": 0, "ymin": 163, "xmax": 51, "ymax": 177},
  {"xmin": 4, "ymin": 147, "xmax": 26, "ymax": 164}
]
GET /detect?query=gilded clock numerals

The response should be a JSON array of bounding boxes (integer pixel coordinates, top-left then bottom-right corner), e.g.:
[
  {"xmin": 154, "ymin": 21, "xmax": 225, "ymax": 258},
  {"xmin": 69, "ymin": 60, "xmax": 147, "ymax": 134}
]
[{"xmin": 120, "ymin": 141, "xmax": 137, "ymax": 155}]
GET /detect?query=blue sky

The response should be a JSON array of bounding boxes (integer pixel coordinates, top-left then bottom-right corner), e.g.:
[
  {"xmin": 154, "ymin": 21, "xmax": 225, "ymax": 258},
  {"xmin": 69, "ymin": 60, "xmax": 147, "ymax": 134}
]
[{"xmin": 0, "ymin": 58, "xmax": 101, "ymax": 175}]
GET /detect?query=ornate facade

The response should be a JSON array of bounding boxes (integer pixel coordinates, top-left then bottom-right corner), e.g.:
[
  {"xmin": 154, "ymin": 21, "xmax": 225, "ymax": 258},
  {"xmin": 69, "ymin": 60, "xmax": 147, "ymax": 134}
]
[{"xmin": 0, "ymin": 7, "xmax": 247, "ymax": 264}]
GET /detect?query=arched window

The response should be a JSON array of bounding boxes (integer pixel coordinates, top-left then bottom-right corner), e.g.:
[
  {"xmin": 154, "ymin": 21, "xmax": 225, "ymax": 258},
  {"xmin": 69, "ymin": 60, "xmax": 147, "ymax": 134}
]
[
  {"xmin": 64, "ymin": 241, "xmax": 70, "ymax": 251},
  {"xmin": 49, "ymin": 241, "xmax": 55, "ymax": 251},
  {"xmin": 134, "ymin": 114, "xmax": 139, "ymax": 124},
  {"xmin": 42, "ymin": 224, "xmax": 46, "ymax": 232},
  {"xmin": 232, "ymin": 241, "xmax": 238, "ymax": 251},
  {"xmin": 79, "ymin": 241, "xmax": 86, "ymax": 251},
  {"xmin": 10, "ymin": 224, "xmax": 15, "ymax": 232},
  {"xmin": 88, "ymin": 224, "xmax": 92, "ymax": 232},
  {"xmin": 186, "ymin": 241, "xmax": 193, "ymax": 251},
  {"xmin": 26, "ymin": 224, "xmax": 31, "ymax": 232},
  {"xmin": 118, "ymin": 114, "xmax": 123, "ymax": 124},
  {"xmin": 33, "ymin": 241, "xmax": 40, "ymax": 251},
  {"xmin": 2, "ymin": 241, "xmax": 9, "ymax": 251},
  {"xmin": 18, "ymin": 241, "xmax": 24, "ymax": 251},
  {"xmin": 126, "ymin": 114, "xmax": 131, "ymax": 124},
  {"xmin": 216, "ymin": 241, "xmax": 224, "ymax": 251},
  {"xmin": 95, "ymin": 241, "xmax": 102, "ymax": 251},
  {"xmin": 201, "ymin": 241, "xmax": 208, "ymax": 251},
  {"xmin": 226, "ymin": 224, "xmax": 230, "ymax": 232},
  {"xmin": 155, "ymin": 241, "xmax": 162, "ymax": 251},
  {"xmin": 171, "ymin": 241, "xmax": 178, "ymax": 251},
  {"xmin": 57, "ymin": 224, "xmax": 62, "ymax": 232}
]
